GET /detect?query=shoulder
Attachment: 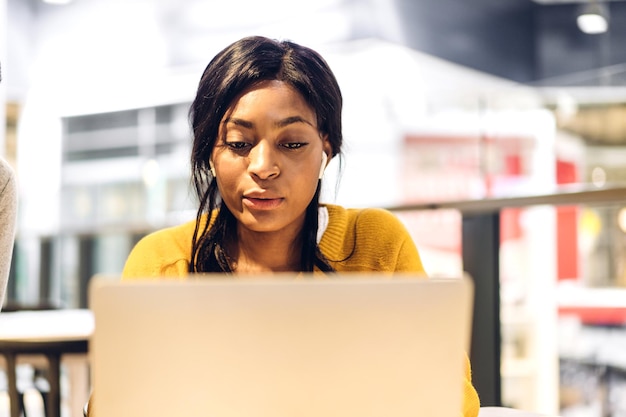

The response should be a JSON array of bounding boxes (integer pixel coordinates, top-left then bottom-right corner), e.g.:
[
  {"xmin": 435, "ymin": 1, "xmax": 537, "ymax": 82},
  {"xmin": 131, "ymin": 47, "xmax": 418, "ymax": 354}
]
[
  {"xmin": 321, "ymin": 204, "xmax": 423, "ymax": 272},
  {"xmin": 122, "ymin": 218, "xmax": 199, "ymax": 279},
  {"xmin": 0, "ymin": 158, "xmax": 17, "ymax": 231},
  {"xmin": 325, "ymin": 204, "xmax": 407, "ymax": 233},
  {"xmin": 0, "ymin": 158, "xmax": 17, "ymax": 202},
  {"xmin": 0, "ymin": 157, "xmax": 15, "ymax": 182},
  {"xmin": 0, "ymin": 158, "xmax": 16, "ymax": 305},
  {"xmin": 136, "ymin": 220, "xmax": 196, "ymax": 252}
]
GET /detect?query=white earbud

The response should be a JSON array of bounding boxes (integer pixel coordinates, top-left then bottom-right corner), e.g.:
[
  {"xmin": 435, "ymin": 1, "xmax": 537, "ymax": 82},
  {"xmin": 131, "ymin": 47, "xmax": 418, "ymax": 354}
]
[
  {"xmin": 318, "ymin": 151, "xmax": 328, "ymax": 180},
  {"xmin": 209, "ymin": 160, "xmax": 216, "ymax": 177}
]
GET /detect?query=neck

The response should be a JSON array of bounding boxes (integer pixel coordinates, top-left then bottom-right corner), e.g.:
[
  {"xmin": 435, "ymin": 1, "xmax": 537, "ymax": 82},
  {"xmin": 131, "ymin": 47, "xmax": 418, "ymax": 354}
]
[{"xmin": 228, "ymin": 229, "xmax": 303, "ymax": 273}]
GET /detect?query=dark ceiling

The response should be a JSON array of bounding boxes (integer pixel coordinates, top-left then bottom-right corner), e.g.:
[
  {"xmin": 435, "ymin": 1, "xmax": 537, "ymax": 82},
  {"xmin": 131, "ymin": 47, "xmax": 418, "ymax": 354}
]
[{"xmin": 392, "ymin": 0, "xmax": 626, "ymax": 86}]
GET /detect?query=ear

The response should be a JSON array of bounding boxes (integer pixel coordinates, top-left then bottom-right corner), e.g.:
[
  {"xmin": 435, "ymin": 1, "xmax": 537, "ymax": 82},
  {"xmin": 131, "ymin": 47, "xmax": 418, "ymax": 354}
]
[
  {"xmin": 318, "ymin": 151, "xmax": 328, "ymax": 180},
  {"xmin": 209, "ymin": 160, "xmax": 216, "ymax": 177},
  {"xmin": 321, "ymin": 135, "xmax": 333, "ymax": 160},
  {"xmin": 319, "ymin": 136, "xmax": 332, "ymax": 180}
]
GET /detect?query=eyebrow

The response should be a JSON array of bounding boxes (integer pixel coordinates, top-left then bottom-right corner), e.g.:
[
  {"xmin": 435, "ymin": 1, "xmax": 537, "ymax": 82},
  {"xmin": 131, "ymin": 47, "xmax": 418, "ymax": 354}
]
[
  {"xmin": 275, "ymin": 116, "xmax": 316, "ymax": 129},
  {"xmin": 224, "ymin": 117, "xmax": 254, "ymax": 129},
  {"xmin": 223, "ymin": 116, "xmax": 316, "ymax": 129}
]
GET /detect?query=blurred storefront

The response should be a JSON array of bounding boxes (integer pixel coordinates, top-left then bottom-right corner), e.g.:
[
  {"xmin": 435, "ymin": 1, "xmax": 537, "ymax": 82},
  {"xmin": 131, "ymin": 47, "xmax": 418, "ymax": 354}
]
[{"xmin": 3, "ymin": 1, "xmax": 626, "ymax": 417}]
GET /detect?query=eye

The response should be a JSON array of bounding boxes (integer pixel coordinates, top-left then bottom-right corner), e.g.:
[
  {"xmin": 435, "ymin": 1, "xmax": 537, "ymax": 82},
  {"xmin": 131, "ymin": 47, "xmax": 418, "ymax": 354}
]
[
  {"xmin": 281, "ymin": 142, "xmax": 307, "ymax": 150},
  {"xmin": 225, "ymin": 141, "xmax": 251, "ymax": 151}
]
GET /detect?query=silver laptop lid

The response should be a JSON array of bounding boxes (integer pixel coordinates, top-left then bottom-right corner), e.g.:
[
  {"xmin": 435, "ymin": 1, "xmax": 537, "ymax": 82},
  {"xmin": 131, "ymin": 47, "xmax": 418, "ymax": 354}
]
[{"xmin": 90, "ymin": 274, "xmax": 473, "ymax": 417}]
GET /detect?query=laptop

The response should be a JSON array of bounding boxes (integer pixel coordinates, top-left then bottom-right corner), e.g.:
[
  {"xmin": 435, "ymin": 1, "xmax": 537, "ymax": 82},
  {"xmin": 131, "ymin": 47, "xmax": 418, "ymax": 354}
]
[{"xmin": 88, "ymin": 273, "xmax": 474, "ymax": 417}]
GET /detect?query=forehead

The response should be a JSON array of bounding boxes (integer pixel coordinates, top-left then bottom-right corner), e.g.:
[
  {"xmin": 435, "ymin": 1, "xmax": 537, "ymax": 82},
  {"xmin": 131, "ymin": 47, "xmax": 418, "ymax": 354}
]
[{"xmin": 225, "ymin": 80, "xmax": 316, "ymax": 123}]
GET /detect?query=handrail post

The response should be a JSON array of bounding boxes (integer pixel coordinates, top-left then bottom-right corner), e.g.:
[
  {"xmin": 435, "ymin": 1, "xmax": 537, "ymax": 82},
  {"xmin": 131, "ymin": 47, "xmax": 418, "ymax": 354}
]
[{"xmin": 462, "ymin": 211, "xmax": 502, "ymax": 406}]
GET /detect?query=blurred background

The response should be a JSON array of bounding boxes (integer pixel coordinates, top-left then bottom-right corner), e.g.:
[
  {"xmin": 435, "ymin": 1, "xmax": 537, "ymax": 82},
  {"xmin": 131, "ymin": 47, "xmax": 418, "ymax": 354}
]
[{"xmin": 2, "ymin": 0, "xmax": 626, "ymax": 416}]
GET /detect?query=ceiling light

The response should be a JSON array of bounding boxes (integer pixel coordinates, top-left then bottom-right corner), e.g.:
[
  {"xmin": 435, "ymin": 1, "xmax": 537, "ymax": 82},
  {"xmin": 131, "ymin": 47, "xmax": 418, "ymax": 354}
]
[
  {"xmin": 42, "ymin": 0, "xmax": 74, "ymax": 5},
  {"xmin": 577, "ymin": 13, "xmax": 608, "ymax": 34},
  {"xmin": 577, "ymin": 2, "xmax": 609, "ymax": 34}
]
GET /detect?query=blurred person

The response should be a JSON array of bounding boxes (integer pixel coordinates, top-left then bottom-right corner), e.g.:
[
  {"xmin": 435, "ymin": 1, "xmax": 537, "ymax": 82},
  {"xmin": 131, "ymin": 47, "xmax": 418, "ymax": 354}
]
[
  {"xmin": 0, "ymin": 64, "xmax": 18, "ymax": 310},
  {"xmin": 0, "ymin": 156, "xmax": 16, "ymax": 310},
  {"xmin": 98, "ymin": 36, "xmax": 479, "ymax": 416}
]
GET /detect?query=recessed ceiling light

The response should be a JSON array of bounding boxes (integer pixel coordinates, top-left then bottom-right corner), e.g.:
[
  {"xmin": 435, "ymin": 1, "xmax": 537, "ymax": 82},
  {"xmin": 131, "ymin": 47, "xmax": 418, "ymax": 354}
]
[
  {"xmin": 577, "ymin": 2, "xmax": 609, "ymax": 34},
  {"xmin": 577, "ymin": 13, "xmax": 609, "ymax": 34}
]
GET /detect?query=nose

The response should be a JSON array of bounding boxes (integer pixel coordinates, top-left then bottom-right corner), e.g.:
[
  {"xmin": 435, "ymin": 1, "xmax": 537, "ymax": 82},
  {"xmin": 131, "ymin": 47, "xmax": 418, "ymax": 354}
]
[{"xmin": 247, "ymin": 142, "xmax": 279, "ymax": 180}]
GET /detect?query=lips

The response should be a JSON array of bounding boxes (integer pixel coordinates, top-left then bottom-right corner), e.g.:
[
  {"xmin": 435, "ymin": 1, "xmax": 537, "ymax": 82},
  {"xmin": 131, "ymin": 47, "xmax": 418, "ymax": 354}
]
[{"xmin": 242, "ymin": 192, "xmax": 284, "ymax": 210}]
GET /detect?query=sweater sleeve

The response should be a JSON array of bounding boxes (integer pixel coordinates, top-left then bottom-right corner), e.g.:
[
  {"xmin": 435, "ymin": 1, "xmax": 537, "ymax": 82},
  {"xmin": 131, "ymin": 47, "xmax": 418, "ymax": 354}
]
[
  {"xmin": 0, "ymin": 159, "xmax": 17, "ymax": 309},
  {"xmin": 462, "ymin": 353, "xmax": 481, "ymax": 417},
  {"xmin": 359, "ymin": 208, "xmax": 425, "ymax": 272},
  {"xmin": 121, "ymin": 224, "xmax": 193, "ymax": 280},
  {"xmin": 393, "ymin": 229, "xmax": 425, "ymax": 272}
]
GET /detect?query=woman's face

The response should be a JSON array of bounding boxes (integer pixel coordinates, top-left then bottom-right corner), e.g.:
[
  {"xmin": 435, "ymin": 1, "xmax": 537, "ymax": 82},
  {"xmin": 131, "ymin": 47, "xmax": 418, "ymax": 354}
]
[{"xmin": 211, "ymin": 80, "xmax": 331, "ymax": 237}]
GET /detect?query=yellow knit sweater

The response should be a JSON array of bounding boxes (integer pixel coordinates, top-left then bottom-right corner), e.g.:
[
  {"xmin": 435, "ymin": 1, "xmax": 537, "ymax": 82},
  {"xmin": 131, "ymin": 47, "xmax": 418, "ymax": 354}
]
[{"xmin": 121, "ymin": 203, "xmax": 480, "ymax": 416}]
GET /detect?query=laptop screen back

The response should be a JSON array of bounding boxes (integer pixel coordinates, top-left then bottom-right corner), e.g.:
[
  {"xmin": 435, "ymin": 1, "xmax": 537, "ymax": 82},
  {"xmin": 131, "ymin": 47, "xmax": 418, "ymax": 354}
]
[{"xmin": 89, "ymin": 274, "xmax": 473, "ymax": 417}]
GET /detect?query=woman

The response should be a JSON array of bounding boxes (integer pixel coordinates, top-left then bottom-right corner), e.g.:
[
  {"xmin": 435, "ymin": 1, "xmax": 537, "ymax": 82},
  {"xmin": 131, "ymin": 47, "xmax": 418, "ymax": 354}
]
[{"xmin": 121, "ymin": 35, "xmax": 480, "ymax": 416}]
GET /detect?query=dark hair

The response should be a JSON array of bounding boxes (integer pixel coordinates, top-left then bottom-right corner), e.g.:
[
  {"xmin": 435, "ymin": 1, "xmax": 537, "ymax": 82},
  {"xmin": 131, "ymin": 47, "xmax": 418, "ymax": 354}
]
[{"xmin": 188, "ymin": 36, "xmax": 343, "ymax": 273}]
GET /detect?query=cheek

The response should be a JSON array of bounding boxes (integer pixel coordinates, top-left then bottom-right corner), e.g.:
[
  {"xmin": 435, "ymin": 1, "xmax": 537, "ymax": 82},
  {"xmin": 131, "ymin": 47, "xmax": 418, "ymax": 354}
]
[
  {"xmin": 215, "ymin": 164, "xmax": 241, "ymax": 197},
  {"xmin": 294, "ymin": 166, "xmax": 321, "ymax": 200}
]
